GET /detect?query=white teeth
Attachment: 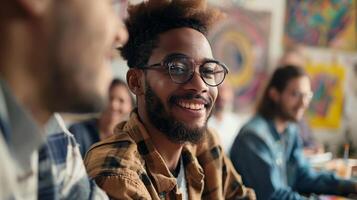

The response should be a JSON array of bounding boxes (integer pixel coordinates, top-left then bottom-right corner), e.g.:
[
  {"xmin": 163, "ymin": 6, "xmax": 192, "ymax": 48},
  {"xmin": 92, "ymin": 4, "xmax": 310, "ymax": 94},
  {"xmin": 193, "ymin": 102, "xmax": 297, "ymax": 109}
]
[{"xmin": 178, "ymin": 101, "xmax": 204, "ymax": 110}]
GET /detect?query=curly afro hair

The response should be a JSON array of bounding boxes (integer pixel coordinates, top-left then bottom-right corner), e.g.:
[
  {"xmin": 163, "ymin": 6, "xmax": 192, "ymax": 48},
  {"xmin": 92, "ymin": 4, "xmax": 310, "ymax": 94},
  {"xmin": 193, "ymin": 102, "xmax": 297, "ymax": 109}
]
[{"xmin": 120, "ymin": 0, "xmax": 223, "ymax": 68}]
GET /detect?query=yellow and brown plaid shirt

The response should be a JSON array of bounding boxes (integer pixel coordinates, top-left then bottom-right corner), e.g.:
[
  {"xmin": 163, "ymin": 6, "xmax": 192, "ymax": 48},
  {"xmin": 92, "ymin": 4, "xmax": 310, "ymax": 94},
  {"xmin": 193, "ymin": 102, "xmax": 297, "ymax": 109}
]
[{"xmin": 84, "ymin": 112, "xmax": 255, "ymax": 200}]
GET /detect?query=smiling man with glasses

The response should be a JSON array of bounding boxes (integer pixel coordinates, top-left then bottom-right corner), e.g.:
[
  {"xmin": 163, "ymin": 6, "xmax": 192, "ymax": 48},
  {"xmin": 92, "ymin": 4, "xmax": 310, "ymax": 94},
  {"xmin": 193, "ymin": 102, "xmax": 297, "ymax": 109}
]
[
  {"xmin": 84, "ymin": 0, "xmax": 255, "ymax": 199},
  {"xmin": 230, "ymin": 65, "xmax": 357, "ymax": 200}
]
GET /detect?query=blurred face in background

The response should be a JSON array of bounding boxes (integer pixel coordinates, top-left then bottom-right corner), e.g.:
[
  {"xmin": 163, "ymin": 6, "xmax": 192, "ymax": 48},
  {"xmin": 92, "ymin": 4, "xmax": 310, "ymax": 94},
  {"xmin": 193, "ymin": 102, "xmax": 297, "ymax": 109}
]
[
  {"xmin": 273, "ymin": 76, "xmax": 312, "ymax": 122},
  {"xmin": 214, "ymin": 80, "xmax": 234, "ymax": 113},
  {"xmin": 98, "ymin": 82, "xmax": 133, "ymax": 138},
  {"xmin": 105, "ymin": 84, "xmax": 133, "ymax": 124},
  {"xmin": 45, "ymin": 0, "xmax": 128, "ymax": 113}
]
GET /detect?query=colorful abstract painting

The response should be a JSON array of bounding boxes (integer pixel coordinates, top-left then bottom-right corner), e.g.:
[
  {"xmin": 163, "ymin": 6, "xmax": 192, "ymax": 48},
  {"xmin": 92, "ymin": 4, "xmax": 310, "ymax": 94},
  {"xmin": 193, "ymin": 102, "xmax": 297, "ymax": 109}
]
[
  {"xmin": 208, "ymin": 7, "xmax": 271, "ymax": 112},
  {"xmin": 305, "ymin": 64, "xmax": 345, "ymax": 129},
  {"xmin": 285, "ymin": 0, "xmax": 357, "ymax": 51}
]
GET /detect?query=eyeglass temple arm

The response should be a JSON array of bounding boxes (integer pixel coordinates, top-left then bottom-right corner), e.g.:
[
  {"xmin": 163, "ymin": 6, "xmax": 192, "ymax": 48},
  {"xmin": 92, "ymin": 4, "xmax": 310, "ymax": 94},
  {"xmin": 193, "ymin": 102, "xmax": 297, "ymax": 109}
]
[{"xmin": 140, "ymin": 63, "xmax": 162, "ymax": 69}]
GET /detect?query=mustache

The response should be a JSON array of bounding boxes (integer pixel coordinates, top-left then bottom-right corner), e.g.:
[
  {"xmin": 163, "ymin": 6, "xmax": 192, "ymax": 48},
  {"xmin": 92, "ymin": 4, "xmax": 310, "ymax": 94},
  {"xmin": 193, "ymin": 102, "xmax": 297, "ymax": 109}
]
[{"xmin": 169, "ymin": 92, "xmax": 212, "ymax": 107}]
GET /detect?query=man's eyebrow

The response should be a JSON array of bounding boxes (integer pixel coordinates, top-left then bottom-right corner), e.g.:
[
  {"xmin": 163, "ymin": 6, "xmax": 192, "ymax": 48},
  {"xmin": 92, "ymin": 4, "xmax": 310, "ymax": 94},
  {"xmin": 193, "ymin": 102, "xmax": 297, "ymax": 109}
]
[{"xmin": 203, "ymin": 58, "xmax": 218, "ymax": 62}]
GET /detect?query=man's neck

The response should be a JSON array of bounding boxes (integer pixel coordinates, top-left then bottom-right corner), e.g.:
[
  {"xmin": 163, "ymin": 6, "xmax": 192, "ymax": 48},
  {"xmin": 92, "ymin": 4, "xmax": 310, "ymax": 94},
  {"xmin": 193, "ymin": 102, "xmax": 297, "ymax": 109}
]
[
  {"xmin": 0, "ymin": 24, "xmax": 51, "ymax": 126},
  {"xmin": 149, "ymin": 130, "xmax": 183, "ymax": 173},
  {"xmin": 138, "ymin": 107, "xmax": 183, "ymax": 172},
  {"xmin": 274, "ymin": 117, "xmax": 289, "ymax": 134},
  {"xmin": 4, "ymin": 78, "xmax": 51, "ymax": 126}
]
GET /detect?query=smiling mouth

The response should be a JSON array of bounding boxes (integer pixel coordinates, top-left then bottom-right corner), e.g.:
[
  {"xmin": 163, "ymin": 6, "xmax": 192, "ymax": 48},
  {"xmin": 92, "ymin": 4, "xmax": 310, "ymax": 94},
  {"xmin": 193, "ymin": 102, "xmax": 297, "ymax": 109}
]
[
  {"xmin": 177, "ymin": 100, "xmax": 205, "ymax": 110},
  {"xmin": 170, "ymin": 93, "xmax": 211, "ymax": 113}
]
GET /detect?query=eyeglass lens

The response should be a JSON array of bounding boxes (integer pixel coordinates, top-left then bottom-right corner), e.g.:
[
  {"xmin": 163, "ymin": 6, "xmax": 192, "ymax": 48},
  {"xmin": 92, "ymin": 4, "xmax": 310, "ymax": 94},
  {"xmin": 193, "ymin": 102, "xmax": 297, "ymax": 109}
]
[{"xmin": 165, "ymin": 56, "xmax": 226, "ymax": 86}]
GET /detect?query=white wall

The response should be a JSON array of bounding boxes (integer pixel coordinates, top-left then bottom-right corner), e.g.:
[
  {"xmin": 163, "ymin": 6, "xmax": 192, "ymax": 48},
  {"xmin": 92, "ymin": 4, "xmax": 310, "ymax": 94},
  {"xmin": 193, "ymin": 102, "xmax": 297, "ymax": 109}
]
[{"xmin": 111, "ymin": 56, "xmax": 128, "ymax": 81}]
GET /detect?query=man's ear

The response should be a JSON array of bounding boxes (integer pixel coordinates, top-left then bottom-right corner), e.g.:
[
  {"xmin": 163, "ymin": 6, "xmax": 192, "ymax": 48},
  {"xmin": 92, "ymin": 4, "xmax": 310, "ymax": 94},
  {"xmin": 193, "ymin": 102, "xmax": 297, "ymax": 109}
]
[
  {"xmin": 127, "ymin": 69, "xmax": 144, "ymax": 95},
  {"xmin": 17, "ymin": 0, "xmax": 51, "ymax": 17},
  {"xmin": 268, "ymin": 87, "xmax": 280, "ymax": 103}
]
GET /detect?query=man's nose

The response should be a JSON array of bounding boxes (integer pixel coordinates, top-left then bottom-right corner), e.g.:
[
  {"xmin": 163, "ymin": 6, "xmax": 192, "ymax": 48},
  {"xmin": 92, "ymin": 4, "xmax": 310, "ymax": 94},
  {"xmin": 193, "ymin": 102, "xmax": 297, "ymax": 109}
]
[
  {"xmin": 182, "ymin": 68, "xmax": 208, "ymax": 93},
  {"xmin": 298, "ymin": 93, "xmax": 312, "ymax": 107},
  {"xmin": 114, "ymin": 22, "xmax": 128, "ymax": 48}
]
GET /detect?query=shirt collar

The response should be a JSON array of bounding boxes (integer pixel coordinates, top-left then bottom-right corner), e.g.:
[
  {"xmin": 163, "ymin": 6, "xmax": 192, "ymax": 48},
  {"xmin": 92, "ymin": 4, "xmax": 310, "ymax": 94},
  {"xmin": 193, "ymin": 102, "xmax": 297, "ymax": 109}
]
[
  {"xmin": 266, "ymin": 117, "xmax": 296, "ymax": 144},
  {"xmin": 122, "ymin": 111, "xmax": 204, "ymax": 194}
]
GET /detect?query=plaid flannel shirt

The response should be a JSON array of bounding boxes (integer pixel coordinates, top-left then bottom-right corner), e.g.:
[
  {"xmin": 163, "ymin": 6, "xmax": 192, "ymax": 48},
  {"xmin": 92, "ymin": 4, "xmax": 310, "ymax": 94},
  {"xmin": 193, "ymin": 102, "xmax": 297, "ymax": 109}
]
[
  {"xmin": 0, "ymin": 80, "xmax": 108, "ymax": 200},
  {"xmin": 39, "ymin": 114, "xmax": 109, "ymax": 200},
  {"xmin": 85, "ymin": 112, "xmax": 255, "ymax": 200},
  {"xmin": 0, "ymin": 80, "xmax": 43, "ymax": 200}
]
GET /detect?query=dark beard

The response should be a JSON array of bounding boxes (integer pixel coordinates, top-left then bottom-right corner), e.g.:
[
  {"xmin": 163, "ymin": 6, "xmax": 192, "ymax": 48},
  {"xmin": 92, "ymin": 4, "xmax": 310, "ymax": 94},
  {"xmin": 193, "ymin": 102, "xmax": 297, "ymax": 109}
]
[
  {"xmin": 47, "ymin": 65, "xmax": 107, "ymax": 114},
  {"xmin": 45, "ymin": 6, "xmax": 107, "ymax": 114},
  {"xmin": 145, "ymin": 84, "xmax": 210, "ymax": 144},
  {"xmin": 275, "ymin": 100, "xmax": 297, "ymax": 122}
]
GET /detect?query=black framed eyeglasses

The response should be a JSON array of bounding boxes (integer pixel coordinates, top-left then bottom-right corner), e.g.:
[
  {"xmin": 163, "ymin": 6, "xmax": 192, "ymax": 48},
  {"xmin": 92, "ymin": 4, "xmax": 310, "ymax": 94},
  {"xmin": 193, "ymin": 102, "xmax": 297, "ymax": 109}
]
[{"xmin": 140, "ymin": 53, "xmax": 229, "ymax": 87}]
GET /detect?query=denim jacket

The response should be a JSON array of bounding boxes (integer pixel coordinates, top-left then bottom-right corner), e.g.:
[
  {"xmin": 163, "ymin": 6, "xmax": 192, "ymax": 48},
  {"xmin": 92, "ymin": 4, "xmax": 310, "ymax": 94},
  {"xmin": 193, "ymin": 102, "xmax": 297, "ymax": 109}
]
[{"xmin": 230, "ymin": 115, "xmax": 357, "ymax": 200}]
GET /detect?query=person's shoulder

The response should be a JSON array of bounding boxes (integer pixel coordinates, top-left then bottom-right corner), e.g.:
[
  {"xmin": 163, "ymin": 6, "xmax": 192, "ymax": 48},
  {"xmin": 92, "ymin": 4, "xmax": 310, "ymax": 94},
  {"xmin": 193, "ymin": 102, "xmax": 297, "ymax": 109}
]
[
  {"xmin": 84, "ymin": 131, "xmax": 144, "ymax": 177},
  {"xmin": 239, "ymin": 115, "xmax": 269, "ymax": 136},
  {"xmin": 201, "ymin": 128, "xmax": 221, "ymax": 147},
  {"xmin": 84, "ymin": 131, "xmax": 152, "ymax": 199},
  {"xmin": 69, "ymin": 118, "xmax": 98, "ymax": 131},
  {"xmin": 192, "ymin": 128, "xmax": 225, "ymax": 159}
]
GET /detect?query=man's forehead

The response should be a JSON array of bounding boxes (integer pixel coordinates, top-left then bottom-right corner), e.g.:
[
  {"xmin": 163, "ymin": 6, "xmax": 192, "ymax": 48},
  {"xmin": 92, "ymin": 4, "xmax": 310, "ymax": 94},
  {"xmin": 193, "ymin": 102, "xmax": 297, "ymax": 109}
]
[
  {"xmin": 153, "ymin": 27, "xmax": 213, "ymax": 59},
  {"xmin": 285, "ymin": 76, "xmax": 310, "ymax": 91}
]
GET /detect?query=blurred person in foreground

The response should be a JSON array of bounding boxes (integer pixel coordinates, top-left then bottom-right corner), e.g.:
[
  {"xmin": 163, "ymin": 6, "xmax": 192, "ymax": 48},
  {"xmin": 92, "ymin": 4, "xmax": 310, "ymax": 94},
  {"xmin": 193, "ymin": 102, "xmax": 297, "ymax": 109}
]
[
  {"xmin": 0, "ymin": 0, "xmax": 128, "ymax": 199},
  {"xmin": 230, "ymin": 65, "xmax": 357, "ymax": 200},
  {"xmin": 208, "ymin": 80, "xmax": 246, "ymax": 155},
  {"xmin": 69, "ymin": 78, "xmax": 134, "ymax": 157},
  {"xmin": 84, "ymin": 0, "xmax": 255, "ymax": 199}
]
